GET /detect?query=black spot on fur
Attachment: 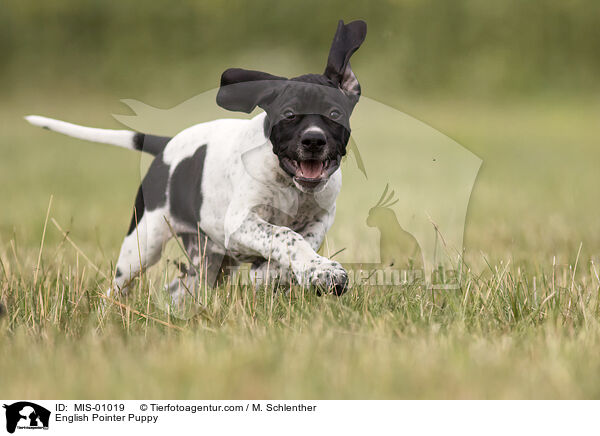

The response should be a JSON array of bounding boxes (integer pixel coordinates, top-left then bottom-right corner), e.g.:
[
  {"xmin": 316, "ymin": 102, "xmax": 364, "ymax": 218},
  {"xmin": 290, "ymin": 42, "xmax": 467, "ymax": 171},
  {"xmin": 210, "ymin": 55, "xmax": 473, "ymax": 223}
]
[
  {"xmin": 127, "ymin": 154, "xmax": 169, "ymax": 235},
  {"xmin": 142, "ymin": 156, "xmax": 170, "ymax": 210},
  {"xmin": 132, "ymin": 133, "xmax": 144, "ymax": 151},
  {"xmin": 115, "ymin": 268, "xmax": 123, "ymax": 278},
  {"xmin": 42, "ymin": 126, "xmax": 50, "ymax": 130},
  {"xmin": 0, "ymin": 303, "xmax": 5, "ymax": 318},
  {"xmin": 169, "ymin": 145, "xmax": 207, "ymax": 225},
  {"xmin": 132, "ymin": 133, "xmax": 173, "ymax": 156},
  {"xmin": 127, "ymin": 186, "xmax": 145, "ymax": 235}
]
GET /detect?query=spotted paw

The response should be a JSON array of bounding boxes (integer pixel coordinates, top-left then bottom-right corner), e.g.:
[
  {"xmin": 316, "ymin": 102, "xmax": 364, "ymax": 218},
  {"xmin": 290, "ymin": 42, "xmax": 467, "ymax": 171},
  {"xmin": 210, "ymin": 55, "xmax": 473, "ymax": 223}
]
[
  {"xmin": 250, "ymin": 260, "xmax": 295, "ymax": 287},
  {"xmin": 302, "ymin": 257, "xmax": 348, "ymax": 295}
]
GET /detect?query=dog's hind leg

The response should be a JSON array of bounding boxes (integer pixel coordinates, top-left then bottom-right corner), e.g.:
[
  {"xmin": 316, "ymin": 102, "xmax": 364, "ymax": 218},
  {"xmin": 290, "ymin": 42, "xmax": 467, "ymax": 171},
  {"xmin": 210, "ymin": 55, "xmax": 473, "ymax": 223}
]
[
  {"xmin": 165, "ymin": 233, "xmax": 202, "ymax": 304},
  {"xmin": 108, "ymin": 153, "xmax": 174, "ymax": 297},
  {"xmin": 166, "ymin": 232, "xmax": 238, "ymax": 305},
  {"xmin": 109, "ymin": 206, "xmax": 173, "ymax": 297}
]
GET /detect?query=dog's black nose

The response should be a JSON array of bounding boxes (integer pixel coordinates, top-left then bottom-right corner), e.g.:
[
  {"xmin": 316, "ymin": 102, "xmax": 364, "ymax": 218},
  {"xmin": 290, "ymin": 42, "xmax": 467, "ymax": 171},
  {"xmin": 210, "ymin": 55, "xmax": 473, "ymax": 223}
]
[{"xmin": 300, "ymin": 130, "xmax": 327, "ymax": 148}]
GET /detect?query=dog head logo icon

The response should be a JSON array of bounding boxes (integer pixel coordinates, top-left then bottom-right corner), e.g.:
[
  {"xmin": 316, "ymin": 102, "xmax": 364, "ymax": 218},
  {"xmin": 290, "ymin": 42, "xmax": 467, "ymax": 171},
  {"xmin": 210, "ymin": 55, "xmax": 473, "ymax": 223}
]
[{"xmin": 3, "ymin": 402, "xmax": 50, "ymax": 434}]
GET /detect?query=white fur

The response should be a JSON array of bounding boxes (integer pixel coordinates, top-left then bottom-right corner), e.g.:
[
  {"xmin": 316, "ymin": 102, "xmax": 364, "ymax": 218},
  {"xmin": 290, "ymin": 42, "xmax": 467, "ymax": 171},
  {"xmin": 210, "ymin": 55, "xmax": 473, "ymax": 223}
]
[
  {"xmin": 126, "ymin": 112, "xmax": 343, "ymax": 292},
  {"xmin": 25, "ymin": 115, "xmax": 137, "ymax": 150},
  {"xmin": 29, "ymin": 111, "xmax": 346, "ymax": 295}
]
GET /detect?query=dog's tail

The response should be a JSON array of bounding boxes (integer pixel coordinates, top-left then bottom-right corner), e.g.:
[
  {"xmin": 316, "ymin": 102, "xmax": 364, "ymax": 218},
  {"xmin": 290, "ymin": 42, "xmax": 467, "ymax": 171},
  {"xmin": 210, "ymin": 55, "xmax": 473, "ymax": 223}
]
[{"xmin": 24, "ymin": 115, "xmax": 172, "ymax": 156}]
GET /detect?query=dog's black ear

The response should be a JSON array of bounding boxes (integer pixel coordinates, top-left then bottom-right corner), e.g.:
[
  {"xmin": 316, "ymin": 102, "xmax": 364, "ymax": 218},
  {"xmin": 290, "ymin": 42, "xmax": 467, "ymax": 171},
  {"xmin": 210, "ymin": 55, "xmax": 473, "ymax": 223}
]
[
  {"xmin": 216, "ymin": 68, "xmax": 287, "ymax": 113},
  {"xmin": 324, "ymin": 20, "xmax": 367, "ymax": 99}
]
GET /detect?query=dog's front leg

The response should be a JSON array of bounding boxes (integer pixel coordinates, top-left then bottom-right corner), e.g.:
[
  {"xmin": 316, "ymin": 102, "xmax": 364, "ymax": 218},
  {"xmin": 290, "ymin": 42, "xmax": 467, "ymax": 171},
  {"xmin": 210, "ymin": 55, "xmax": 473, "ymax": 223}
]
[
  {"xmin": 298, "ymin": 211, "xmax": 334, "ymax": 252},
  {"xmin": 227, "ymin": 212, "xmax": 347, "ymax": 294},
  {"xmin": 249, "ymin": 212, "xmax": 334, "ymax": 287},
  {"xmin": 249, "ymin": 259, "xmax": 294, "ymax": 287}
]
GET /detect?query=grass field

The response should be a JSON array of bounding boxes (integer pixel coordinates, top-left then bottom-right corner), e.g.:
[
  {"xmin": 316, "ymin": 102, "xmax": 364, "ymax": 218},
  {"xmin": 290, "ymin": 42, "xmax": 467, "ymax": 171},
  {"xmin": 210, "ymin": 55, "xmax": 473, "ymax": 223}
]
[{"xmin": 2, "ymin": 90, "xmax": 600, "ymax": 399}]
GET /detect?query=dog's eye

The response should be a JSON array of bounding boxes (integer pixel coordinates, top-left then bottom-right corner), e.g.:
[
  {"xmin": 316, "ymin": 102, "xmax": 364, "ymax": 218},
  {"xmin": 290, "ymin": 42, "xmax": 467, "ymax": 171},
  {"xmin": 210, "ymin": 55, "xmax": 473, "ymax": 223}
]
[
  {"xmin": 283, "ymin": 110, "xmax": 296, "ymax": 120},
  {"xmin": 329, "ymin": 109, "xmax": 342, "ymax": 120}
]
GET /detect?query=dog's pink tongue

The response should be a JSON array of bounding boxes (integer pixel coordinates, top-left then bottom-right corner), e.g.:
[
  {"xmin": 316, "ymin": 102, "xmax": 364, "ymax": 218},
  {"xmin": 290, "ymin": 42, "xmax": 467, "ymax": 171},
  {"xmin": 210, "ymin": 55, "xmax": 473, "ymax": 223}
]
[{"xmin": 299, "ymin": 160, "xmax": 324, "ymax": 179}]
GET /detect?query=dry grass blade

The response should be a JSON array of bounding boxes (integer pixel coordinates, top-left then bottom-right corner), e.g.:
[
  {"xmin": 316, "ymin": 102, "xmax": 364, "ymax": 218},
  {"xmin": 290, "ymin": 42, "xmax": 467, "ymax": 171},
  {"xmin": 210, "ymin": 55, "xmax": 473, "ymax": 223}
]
[
  {"xmin": 98, "ymin": 293, "xmax": 185, "ymax": 331},
  {"xmin": 51, "ymin": 218, "xmax": 108, "ymax": 279}
]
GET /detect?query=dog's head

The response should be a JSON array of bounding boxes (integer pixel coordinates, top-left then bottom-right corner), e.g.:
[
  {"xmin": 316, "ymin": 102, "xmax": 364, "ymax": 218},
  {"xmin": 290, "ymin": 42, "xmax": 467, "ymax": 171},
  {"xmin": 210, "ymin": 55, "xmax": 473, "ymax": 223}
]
[{"xmin": 216, "ymin": 20, "xmax": 367, "ymax": 192}]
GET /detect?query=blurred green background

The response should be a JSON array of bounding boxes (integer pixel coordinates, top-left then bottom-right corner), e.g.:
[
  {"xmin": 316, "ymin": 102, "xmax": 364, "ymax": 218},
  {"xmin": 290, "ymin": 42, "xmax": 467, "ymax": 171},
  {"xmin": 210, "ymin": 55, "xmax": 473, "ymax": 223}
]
[{"xmin": 3, "ymin": 0, "xmax": 600, "ymax": 100}]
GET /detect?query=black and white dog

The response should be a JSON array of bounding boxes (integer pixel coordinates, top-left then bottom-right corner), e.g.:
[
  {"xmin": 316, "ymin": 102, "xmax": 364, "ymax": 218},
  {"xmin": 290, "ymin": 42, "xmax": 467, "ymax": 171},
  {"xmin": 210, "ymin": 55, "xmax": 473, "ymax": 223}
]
[{"xmin": 26, "ymin": 20, "xmax": 366, "ymax": 298}]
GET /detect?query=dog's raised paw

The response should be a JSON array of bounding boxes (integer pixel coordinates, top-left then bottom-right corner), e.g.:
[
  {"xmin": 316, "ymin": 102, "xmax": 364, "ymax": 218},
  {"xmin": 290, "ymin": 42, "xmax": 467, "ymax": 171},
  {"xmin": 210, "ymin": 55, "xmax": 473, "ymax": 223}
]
[
  {"xmin": 303, "ymin": 257, "xmax": 348, "ymax": 296},
  {"xmin": 250, "ymin": 260, "xmax": 295, "ymax": 287}
]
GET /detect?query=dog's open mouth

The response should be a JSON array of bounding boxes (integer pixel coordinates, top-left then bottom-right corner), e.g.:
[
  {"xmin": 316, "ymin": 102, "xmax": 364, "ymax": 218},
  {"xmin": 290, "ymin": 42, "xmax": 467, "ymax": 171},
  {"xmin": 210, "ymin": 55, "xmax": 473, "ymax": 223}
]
[
  {"xmin": 281, "ymin": 158, "xmax": 338, "ymax": 187},
  {"xmin": 297, "ymin": 160, "xmax": 328, "ymax": 179}
]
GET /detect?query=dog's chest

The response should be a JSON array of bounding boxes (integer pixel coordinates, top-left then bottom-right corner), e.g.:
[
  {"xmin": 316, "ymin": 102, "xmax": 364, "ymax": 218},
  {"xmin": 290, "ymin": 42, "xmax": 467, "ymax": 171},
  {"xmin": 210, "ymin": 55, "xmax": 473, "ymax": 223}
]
[{"xmin": 251, "ymin": 192, "xmax": 323, "ymax": 230}]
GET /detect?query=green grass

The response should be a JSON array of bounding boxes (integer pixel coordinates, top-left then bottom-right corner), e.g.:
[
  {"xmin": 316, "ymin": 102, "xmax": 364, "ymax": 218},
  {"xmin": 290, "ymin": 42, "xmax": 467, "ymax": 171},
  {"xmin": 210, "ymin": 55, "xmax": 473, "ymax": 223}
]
[{"xmin": 2, "ymin": 92, "xmax": 600, "ymax": 399}]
